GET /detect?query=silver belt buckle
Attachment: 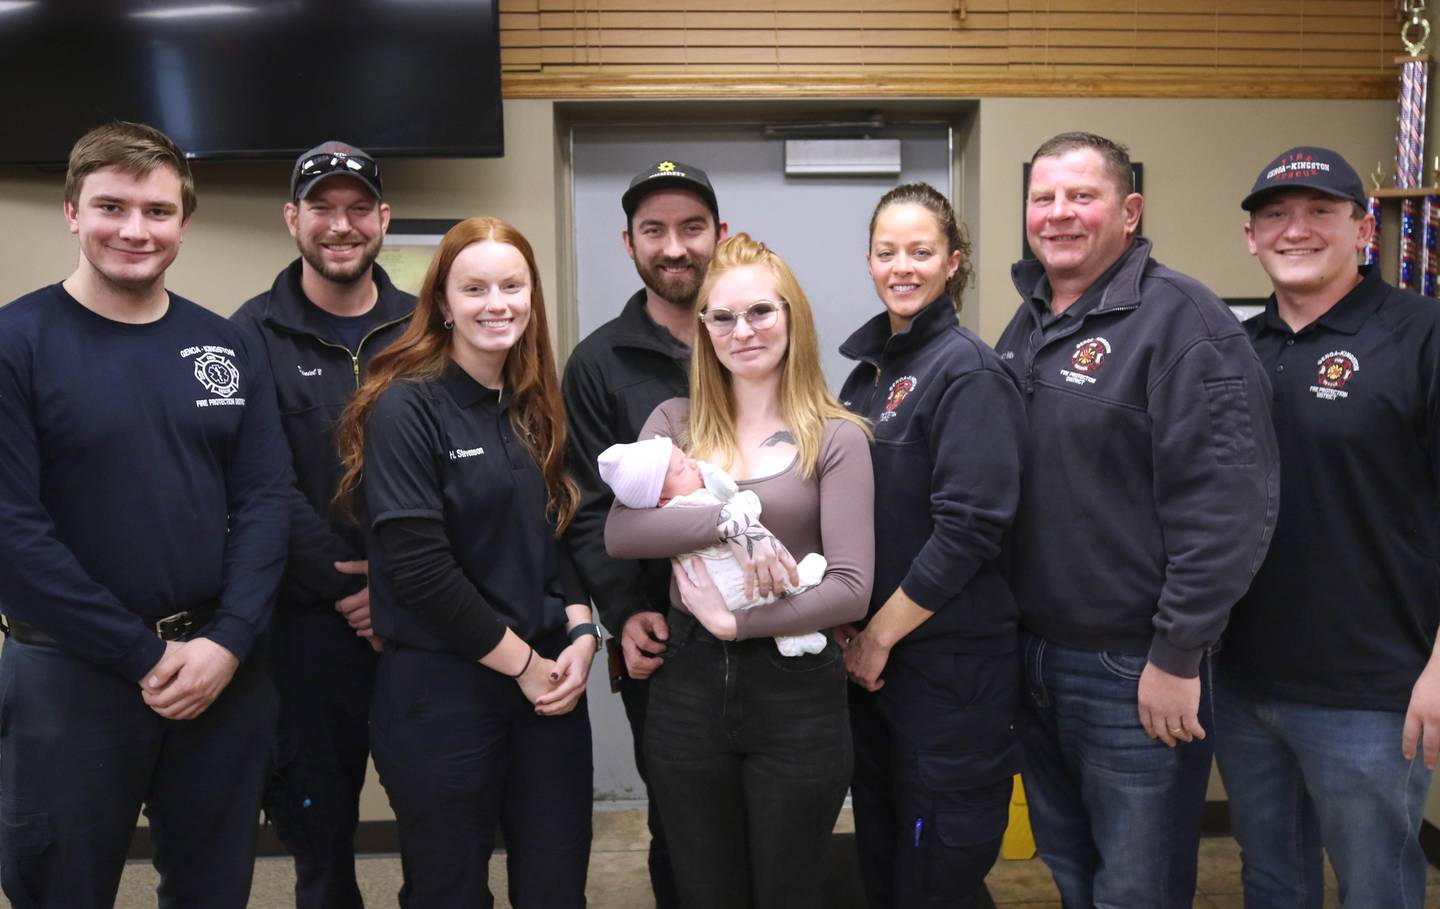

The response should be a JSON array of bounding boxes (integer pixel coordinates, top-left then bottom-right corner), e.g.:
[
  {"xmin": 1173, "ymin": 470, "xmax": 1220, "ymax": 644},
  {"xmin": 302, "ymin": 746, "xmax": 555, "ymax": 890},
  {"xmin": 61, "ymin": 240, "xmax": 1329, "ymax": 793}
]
[{"xmin": 155, "ymin": 610, "xmax": 195, "ymax": 641}]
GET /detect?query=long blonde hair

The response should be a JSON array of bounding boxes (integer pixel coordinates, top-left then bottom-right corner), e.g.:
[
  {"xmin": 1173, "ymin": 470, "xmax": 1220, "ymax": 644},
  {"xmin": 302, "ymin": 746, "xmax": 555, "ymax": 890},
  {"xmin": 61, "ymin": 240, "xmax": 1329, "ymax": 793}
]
[
  {"xmin": 687, "ymin": 233, "xmax": 870, "ymax": 477},
  {"xmin": 335, "ymin": 217, "xmax": 578, "ymax": 533}
]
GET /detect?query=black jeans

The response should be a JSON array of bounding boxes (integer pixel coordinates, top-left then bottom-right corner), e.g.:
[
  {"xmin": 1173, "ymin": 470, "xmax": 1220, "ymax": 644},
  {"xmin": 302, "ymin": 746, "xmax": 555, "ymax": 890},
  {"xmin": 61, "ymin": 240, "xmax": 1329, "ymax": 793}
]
[
  {"xmin": 643, "ymin": 611, "xmax": 852, "ymax": 909},
  {"xmin": 849, "ymin": 646, "xmax": 1016, "ymax": 908},
  {"xmin": 264, "ymin": 607, "xmax": 378, "ymax": 909},
  {"xmin": 615, "ymin": 664, "xmax": 681, "ymax": 908},
  {"xmin": 0, "ymin": 640, "xmax": 275, "ymax": 909},
  {"xmin": 370, "ymin": 642, "xmax": 593, "ymax": 909}
]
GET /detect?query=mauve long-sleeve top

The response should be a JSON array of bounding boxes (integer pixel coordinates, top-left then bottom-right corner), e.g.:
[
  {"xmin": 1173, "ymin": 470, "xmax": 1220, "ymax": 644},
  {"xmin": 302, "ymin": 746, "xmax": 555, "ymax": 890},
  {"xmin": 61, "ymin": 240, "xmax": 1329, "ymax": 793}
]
[{"xmin": 604, "ymin": 397, "xmax": 875, "ymax": 640}]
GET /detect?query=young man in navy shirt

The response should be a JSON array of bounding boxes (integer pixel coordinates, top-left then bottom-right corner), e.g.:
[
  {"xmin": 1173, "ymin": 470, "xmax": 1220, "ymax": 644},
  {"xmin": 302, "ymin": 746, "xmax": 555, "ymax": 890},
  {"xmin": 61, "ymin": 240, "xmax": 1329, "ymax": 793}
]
[
  {"xmin": 561, "ymin": 160, "xmax": 727, "ymax": 908},
  {"xmin": 996, "ymin": 132, "xmax": 1278, "ymax": 908},
  {"xmin": 0, "ymin": 122, "xmax": 290, "ymax": 908},
  {"xmin": 1216, "ymin": 146, "xmax": 1440, "ymax": 908},
  {"xmin": 232, "ymin": 141, "xmax": 414, "ymax": 909}
]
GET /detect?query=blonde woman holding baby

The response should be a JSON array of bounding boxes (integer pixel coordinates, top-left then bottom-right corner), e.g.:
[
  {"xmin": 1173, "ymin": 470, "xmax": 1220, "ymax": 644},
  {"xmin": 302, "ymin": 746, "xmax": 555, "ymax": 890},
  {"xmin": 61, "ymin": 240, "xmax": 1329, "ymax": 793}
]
[{"xmin": 605, "ymin": 233, "xmax": 874, "ymax": 909}]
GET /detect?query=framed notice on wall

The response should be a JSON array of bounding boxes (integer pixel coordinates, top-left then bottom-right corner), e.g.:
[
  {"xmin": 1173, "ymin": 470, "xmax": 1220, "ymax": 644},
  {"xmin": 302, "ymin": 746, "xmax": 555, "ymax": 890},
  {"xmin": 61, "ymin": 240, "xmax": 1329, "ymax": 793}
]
[{"xmin": 376, "ymin": 219, "xmax": 461, "ymax": 296}]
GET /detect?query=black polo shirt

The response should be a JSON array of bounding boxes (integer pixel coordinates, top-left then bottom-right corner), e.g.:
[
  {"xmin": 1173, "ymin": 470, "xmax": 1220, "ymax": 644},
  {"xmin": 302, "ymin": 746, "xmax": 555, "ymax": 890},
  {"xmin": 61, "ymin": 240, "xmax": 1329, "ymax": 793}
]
[
  {"xmin": 1222, "ymin": 267, "xmax": 1440, "ymax": 712},
  {"xmin": 363, "ymin": 362, "xmax": 571, "ymax": 654}
]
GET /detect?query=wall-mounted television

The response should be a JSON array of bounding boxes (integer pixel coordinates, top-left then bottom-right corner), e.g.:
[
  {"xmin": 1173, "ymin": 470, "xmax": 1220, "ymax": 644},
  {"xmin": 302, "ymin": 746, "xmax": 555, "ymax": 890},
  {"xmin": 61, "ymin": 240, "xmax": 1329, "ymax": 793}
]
[{"xmin": 0, "ymin": 0, "xmax": 503, "ymax": 165}]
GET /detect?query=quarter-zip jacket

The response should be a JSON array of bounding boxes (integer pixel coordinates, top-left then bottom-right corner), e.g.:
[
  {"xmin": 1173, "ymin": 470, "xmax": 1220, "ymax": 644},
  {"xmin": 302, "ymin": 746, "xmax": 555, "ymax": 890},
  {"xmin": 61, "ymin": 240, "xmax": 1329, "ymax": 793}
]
[
  {"xmin": 839, "ymin": 297, "xmax": 1026, "ymax": 652},
  {"xmin": 562, "ymin": 290, "xmax": 690, "ymax": 633},
  {"xmin": 995, "ymin": 239, "xmax": 1279, "ymax": 677},
  {"xmin": 232, "ymin": 260, "xmax": 415, "ymax": 609}
]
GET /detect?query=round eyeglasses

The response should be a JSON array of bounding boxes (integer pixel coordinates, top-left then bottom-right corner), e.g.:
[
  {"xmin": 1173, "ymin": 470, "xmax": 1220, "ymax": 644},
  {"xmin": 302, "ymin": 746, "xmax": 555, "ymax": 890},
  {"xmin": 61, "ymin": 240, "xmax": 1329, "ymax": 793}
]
[{"xmin": 698, "ymin": 299, "xmax": 787, "ymax": 336}]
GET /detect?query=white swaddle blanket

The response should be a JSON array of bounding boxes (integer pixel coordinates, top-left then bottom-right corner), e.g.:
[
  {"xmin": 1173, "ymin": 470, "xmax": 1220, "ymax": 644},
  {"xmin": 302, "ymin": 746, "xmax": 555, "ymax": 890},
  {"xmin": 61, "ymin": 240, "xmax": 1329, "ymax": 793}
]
[{"xmin": 666, "ymin": 462, "xmax": 828, "ymax": 657}]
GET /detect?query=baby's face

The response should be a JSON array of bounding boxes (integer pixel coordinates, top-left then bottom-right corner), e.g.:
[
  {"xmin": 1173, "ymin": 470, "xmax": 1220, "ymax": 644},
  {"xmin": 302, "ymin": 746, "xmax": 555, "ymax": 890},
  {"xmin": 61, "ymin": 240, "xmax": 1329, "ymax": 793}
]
[{"xmin": 659, "ymin": 447, "xmax": 703, "ymax": 500}]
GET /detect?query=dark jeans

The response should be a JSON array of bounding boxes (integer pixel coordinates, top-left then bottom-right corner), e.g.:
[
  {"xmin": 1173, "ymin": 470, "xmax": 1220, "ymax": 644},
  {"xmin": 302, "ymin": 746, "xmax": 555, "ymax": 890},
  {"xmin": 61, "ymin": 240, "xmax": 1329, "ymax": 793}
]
[
  {"xmin": 1015, "ymin": 632, "xmax": 1213, "ymax": 909},
  {"xmin": 264, "ymin": 607, "xmax": 379, "ymax": 909},
  {"xmin": 643, "ymin": 611, "xmax": 852, "ymax": 909},
  {"xmin": 1214, "ymin": 673, "xmax": 1433, "ymax": 909},
  {"xmin": 370, "ymin": 643, "xmax": 592, "ymax": 909},
  {"xmin": 0, "ymin": 640, "xmax": 276, "ymax": 909},
  {"xmin": 614, "ymin": 659, "xmax": 681, "ymax": 908},
  {"xmin": 850, "ymin": 646, "xmax": 1016, "ymax": 908}
]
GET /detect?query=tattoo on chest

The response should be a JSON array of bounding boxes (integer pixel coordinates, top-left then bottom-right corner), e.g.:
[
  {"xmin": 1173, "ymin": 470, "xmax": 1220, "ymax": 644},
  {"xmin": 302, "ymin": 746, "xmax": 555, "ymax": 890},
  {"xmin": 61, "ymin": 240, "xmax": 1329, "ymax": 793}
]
[{"xmin": 761, "ymin": 430, "xmax": 795, "ymax": 448}]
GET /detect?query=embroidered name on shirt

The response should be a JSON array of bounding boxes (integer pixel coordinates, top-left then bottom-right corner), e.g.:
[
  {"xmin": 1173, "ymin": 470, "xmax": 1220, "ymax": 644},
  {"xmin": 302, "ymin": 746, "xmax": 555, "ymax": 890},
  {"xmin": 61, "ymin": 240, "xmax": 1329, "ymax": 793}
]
[
  {"xmin": 1060, "ymin": 337, "xmax": 1112, "ymax": 386},
  {"xmin": 881, "ymin": 375, "xmax": 918, "ymax": 422},
  {"xmin": 1311, "ymin": 350, "xmax": 1358, "ymax": 401},
  {"xmin": 297, "ymin": 365, "xmax": 322, "ymax": 377},
  {"xmin": 181, "ymin": 345, "xmax": 245, "ymax": 408},
  {"xmin": 449, "ymin": 447, "xmax": 485, "ymax": 460}
]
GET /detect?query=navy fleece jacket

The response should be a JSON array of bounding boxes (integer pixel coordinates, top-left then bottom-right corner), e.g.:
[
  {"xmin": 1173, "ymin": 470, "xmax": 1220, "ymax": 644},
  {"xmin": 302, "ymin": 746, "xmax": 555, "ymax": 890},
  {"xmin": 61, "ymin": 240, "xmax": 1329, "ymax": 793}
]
[{"xmin": 839, "ymin": 297, "xmax": 1026, "ymax": 653}]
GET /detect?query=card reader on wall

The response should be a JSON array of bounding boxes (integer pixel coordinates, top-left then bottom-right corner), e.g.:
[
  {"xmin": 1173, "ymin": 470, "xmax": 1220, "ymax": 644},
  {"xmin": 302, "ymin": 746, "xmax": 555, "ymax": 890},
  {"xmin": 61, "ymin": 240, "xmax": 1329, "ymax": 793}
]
[{"xmin": 784, "ymin": 139, "xmax": 902, "ymax": 177}]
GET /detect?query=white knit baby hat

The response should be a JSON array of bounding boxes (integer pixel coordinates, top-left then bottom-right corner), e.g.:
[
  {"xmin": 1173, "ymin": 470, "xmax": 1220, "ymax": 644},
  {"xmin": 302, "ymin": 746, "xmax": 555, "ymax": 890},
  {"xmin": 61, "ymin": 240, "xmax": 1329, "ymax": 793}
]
[{"xmin": 597, "ymin": 436, "xmax": 674, "ymax": 509}]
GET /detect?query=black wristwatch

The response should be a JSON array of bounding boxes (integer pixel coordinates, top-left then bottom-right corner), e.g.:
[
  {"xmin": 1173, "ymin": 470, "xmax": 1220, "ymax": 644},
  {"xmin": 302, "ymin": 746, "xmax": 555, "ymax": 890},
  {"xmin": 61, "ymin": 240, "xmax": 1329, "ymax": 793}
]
[{"xmin": 567, "ymin": 622, "xmax": 603, "ymax": 648}]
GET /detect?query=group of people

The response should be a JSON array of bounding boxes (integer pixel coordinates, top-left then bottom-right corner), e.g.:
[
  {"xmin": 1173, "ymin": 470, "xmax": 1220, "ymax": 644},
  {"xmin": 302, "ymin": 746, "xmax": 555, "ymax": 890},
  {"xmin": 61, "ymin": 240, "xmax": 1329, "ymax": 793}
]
[{"xmin": 0, "ymin": 118, "xmax": 1435, "ymax": 909}]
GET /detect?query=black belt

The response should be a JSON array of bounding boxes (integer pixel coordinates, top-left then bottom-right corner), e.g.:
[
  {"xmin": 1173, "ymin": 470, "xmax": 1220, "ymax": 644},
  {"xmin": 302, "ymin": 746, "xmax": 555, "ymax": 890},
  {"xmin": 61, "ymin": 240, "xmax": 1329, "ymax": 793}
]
[{"xmin": 2, "ymin": 600, "xmax": 219, "ymax": 647}]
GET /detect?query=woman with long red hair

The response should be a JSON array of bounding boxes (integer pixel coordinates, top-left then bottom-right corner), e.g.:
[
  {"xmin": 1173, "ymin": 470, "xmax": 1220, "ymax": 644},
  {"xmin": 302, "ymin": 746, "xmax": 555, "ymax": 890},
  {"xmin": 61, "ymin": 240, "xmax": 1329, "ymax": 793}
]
[{"xmin": 335, "ymin": 217, "xmax": 597, "ymax": 908}]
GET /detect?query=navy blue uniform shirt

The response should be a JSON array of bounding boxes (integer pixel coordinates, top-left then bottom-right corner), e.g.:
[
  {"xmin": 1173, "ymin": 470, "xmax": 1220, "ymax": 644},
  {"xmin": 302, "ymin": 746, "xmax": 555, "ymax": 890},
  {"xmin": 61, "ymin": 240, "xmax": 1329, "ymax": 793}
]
[
  {"xmin": 0, "ymin": 284, "xmax": 291, "ymax": 681},
  {"xmin": 839, "ymin": 296, "xmax": 1026, "ymax": 652},
  {"xmin": 996, "ymin": 239, "xmax": 1279, "ymax": 678},
  {"xmin": 1223, "ymin": 267, "xmax": 1440, "ymax": 712},
  {"xmin": 363, "ymin": 363, "xmax": 574, "ymax": 653}
]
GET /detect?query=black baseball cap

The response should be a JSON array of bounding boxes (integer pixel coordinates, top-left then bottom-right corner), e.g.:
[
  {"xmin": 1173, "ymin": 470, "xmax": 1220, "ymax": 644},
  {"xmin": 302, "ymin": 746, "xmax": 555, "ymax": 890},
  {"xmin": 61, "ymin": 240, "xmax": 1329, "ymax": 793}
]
[
  {"xmin": 1241, "ymin": 146, "xmax": 1365, "ymax": 212},
  {"xmin": 291, "ymin": 141, "xmax": 383, "ymax": 202},
  {"xmin": 621, "ymin": 160, "xmax": 719, "ymax": 224}
]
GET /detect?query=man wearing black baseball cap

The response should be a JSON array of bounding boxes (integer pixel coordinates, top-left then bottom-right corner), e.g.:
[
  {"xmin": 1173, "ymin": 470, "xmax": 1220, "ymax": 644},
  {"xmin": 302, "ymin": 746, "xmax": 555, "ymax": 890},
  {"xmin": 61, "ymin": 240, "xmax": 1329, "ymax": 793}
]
[
  {"xmin": 562, "ymin": 158, "xmax": 728, "ymax": 908},
  {"xmin": 1217, "ymin": 145, "xmax": 1440, "ymax": 908},
  {"xmin": 232, "ymin": 140, "xmax": 415, "ymax": 909}
]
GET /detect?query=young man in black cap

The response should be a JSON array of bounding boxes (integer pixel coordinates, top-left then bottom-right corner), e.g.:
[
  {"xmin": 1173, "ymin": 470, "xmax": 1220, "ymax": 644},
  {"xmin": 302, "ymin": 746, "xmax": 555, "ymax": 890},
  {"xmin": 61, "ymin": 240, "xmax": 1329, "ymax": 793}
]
[
  {"xmin": 996, "ymin": 132, "xmax": 1278, "ymax": 908},
  {"xmin": 562, "ymin": 159, "xmax": 727, "ymax": 908},
  {"xmin": 0, "ymin": 121, "xmax": 290, "ymax": 908},
  {"xmin": 232, "ymin": 141, "xmax": 414, "ymax": 909},
  {"xmin": 1216, "ymin": 146, "xmax": 1440, "ymax": 908}
]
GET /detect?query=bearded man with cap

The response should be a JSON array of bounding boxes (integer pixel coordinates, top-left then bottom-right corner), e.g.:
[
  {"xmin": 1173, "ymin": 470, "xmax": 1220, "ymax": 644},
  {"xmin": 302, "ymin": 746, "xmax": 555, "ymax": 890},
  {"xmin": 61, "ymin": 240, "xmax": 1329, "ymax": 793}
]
[
  {"xmin": 561, "ymin": 159, "xmax": 727, "ymax": 908},
  {"xmin": 1214, "ymin": 146, "xmax": 1440, "ymax": 909},
  {"xmin": 232, "ymin": 141, "xmax": 415, "ymax": 909}
]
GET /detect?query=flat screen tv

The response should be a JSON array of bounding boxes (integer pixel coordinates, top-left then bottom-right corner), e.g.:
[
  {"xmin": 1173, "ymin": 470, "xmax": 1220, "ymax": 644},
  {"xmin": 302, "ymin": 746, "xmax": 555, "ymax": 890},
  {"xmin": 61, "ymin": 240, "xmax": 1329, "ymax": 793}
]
[{"xmin": 0, "ymin": 0, "xmax": 503, "ymax": 164}]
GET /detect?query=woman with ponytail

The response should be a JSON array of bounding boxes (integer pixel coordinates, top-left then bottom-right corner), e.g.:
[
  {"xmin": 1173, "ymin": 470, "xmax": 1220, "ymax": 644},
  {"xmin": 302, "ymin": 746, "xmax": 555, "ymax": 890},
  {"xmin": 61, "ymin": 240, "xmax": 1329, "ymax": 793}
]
[
  {"xmin": 335, "ymin": 217, "xmax": 596, "ymax": 908},
  {"xmin": 838, "ymin": 183, "xmax": 1026, "ymax": 908},
  {"xmin": 606, "ymin": 233, "xmax": 875, "ymax": 908}
]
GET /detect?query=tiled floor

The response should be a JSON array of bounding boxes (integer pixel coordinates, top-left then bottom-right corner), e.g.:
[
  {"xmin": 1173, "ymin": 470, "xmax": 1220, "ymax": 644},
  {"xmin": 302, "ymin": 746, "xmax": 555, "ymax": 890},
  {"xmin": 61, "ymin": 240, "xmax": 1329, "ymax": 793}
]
[{"xmin": 51, "ymin": 806, "xmax": 1440, "ymax": 907}]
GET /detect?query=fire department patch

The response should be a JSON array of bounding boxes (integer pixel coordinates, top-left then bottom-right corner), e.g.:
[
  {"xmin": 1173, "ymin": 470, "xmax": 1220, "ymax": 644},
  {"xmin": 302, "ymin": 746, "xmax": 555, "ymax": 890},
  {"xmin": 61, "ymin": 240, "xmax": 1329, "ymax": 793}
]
[
  {"xmin": 1061, "ymin": 337, "xmax": 1112, "ymax": 386},
  {"xmin": 1311, "ymin": 350, "xmax": 1358, "ymax": 400},
  {"xmin": 881, "ymin": 375, "xmax": 917, "ymax": 422},
  {"xmin": 1070, "ymin": 337, "xmax": 1110, "ymax": 373},
  {"xmin": 193, "ymin": 351, "xmax": 240, "ymax": 398}
]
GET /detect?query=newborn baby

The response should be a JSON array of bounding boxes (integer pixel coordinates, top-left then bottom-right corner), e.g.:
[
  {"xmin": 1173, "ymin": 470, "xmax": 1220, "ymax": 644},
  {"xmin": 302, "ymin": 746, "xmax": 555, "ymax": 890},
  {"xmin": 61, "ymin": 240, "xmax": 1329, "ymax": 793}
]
[{"xmin": 598, "ymin": 436, "xmax": 828, "ymax": 656}]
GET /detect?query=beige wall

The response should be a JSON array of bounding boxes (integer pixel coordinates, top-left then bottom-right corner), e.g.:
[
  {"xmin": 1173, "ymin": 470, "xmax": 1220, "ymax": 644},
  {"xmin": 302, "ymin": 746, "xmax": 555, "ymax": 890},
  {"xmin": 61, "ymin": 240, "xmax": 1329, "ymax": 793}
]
[
  {"xmin": 971, "ymin": 97, "xmax": 1394, "ymax": 344},
  {"xmin": 2, "ymin": 96, "xmax": 1395, "ymax": 343},
  {"xmin": 0, "ymin": 100, "xmax": 560, "ymax": 321}
]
